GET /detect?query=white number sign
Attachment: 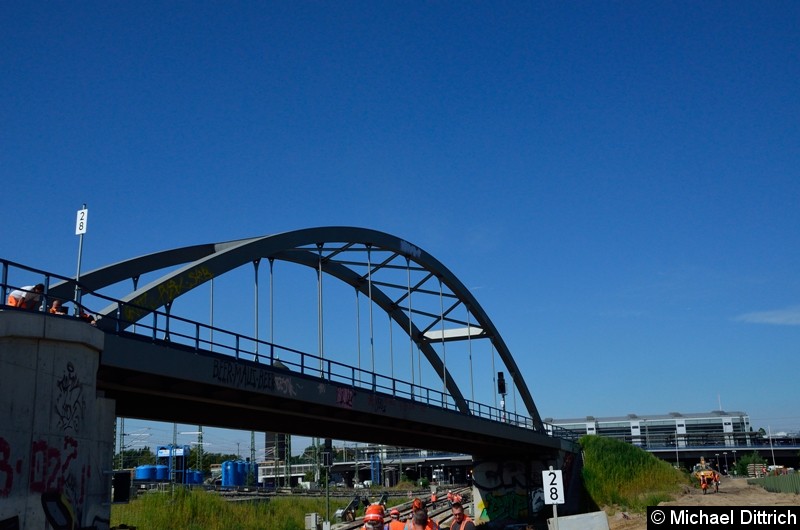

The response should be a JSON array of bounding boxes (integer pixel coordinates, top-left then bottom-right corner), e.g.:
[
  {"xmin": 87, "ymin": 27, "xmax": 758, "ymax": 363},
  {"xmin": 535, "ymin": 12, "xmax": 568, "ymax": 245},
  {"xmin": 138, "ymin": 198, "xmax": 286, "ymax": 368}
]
[
  {"xmin": 75, "ymin": 208, "xmax": 88, "ymax": 235},
  {"xmin": 542, "ymin": 469, "xmax": 564, "ymax": 505}
]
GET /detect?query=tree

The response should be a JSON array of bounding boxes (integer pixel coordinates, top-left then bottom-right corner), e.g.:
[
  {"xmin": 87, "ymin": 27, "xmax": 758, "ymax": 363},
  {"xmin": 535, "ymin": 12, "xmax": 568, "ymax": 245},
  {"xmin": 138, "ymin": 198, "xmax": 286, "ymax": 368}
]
[
  {"xmin": 118, "ymin": 446, "xmax": 155, "ymax": 468},
  {"xmin": 735, "ymin": 451, "xmax": 766, "ymax": 477}
]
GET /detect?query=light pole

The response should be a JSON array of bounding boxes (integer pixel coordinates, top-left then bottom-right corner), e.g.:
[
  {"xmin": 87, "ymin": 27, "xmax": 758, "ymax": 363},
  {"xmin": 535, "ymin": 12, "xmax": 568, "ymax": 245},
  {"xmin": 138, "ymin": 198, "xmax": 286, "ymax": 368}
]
[
  {"xmin": 732, "ymin": 449, "xmax": 737, "ymax": 475},
  {"xmin": 715, "ymin": 453, "xmax": 719, "ymax": 471},
  {"xmin": 723, "ymin": 452, "xmax": 728, "ymax": 474}
]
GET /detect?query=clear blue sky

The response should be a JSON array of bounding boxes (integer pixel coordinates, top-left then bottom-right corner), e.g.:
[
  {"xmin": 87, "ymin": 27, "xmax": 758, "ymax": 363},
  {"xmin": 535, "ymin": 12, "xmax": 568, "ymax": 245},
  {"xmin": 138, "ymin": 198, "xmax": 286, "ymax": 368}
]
[{"xmin": 3, "ymin": 2, "xmax": 799, "ymax": 455}]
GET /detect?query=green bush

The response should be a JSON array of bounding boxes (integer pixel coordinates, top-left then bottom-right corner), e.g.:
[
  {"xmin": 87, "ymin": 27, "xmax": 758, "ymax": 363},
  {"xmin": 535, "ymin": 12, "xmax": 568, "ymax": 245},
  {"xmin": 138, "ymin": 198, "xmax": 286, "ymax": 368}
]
[{"xmin": 579, "ymin": 435, "xmax": 690, "ymax": 512}]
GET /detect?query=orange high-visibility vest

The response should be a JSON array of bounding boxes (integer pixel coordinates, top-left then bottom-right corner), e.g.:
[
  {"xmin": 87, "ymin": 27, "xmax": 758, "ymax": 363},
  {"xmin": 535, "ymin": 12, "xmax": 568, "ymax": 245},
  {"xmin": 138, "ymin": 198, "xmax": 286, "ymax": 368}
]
[{"xmin": 450, "ymin": 516, "xmax": 474, "ymax": 530}]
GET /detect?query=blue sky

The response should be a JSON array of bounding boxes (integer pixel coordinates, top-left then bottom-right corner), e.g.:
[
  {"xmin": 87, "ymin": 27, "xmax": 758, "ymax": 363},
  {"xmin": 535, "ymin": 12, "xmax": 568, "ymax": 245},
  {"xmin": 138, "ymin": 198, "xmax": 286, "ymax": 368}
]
[{"xmin": 3, "ymin": 2, "xmax": 799, "ymax": 455}]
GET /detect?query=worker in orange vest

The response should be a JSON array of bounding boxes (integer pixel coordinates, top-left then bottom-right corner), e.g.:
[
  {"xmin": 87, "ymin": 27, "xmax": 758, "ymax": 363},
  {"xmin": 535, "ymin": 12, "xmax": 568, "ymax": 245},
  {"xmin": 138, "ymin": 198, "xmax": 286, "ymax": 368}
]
[
  {"xmin": 387, "ymin": 508, "xmax": 405, "ymax": 530},
  {"xmin": 430, "ymin": 490, "xmax": 437, "ymax": 508},
  {"xmin": 362, "ymin": 504, "xmax": 387, "ymax": 530},
  {"xmin": 407, "ymin": 510, "xmax": 436, "ymax": 530},
  {"xmin": 6, "ymin": 283, "xmax": 44, "ymax": 310},
  {"xmin": 404, "ymin": 498, "xmax": 439, "ymax": 530},
  {"xmin": 448, "ymin": 502, "xmax": 475, "ymax": 530}
]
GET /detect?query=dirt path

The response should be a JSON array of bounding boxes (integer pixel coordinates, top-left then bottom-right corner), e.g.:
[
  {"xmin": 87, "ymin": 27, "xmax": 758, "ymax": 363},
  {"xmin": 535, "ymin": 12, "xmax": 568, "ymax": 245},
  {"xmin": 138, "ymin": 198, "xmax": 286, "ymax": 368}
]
[{"xmin": 606, "ymin": 477, "xmax": 800, "ymax": 530}]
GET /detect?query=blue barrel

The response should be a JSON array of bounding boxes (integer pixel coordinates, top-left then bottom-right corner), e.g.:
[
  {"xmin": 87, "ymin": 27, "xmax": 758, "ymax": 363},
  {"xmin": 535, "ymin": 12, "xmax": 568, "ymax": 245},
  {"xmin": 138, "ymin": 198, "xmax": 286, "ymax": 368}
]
[
  {"xmin": 134, "ymin": 465, "xmax": 155, "ymax": 481},
  {"xmin": 193, "ymin": 470, "xmax": 203, "ymax": 484},
  {"xmin": 155, "ymin": 465, "xmax": 169, "ymax": 481},
  {"xmin": 222, "ymin": 461, "xmax": 235, "ymax": 487}
]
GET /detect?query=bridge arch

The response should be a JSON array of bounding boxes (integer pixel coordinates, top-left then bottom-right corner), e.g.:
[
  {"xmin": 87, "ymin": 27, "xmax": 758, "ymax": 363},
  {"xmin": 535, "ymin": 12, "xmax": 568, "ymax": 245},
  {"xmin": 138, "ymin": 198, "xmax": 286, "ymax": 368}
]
[{"xmin": 52, "ymin": 227, "xmax": 543, "ymax": 430}]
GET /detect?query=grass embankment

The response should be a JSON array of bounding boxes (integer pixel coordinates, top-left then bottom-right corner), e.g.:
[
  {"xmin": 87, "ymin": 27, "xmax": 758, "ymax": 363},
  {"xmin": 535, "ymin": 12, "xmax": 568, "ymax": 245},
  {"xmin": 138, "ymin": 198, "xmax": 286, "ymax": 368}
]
[
  {"xmin": 580, "ymin": 434, "xmax": 690, "ymax": 512},
  {"xmin": 111, "ymin": 488, "xmax": 408, "ymax": 530}
]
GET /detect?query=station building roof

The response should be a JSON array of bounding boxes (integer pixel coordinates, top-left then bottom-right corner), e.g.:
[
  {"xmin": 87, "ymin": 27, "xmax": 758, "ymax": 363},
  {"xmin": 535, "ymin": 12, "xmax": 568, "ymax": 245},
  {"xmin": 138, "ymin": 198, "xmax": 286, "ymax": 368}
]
[{"xmin": 544, "ymin": 410, "xmax": 750, "ymax": 425}]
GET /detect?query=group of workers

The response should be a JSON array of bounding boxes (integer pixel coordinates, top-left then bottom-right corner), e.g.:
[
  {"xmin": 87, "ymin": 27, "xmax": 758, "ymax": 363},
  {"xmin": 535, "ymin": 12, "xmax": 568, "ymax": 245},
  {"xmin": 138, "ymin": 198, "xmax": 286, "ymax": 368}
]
[
  {"xmin": 5, "ymin": 283, "xmax": 96, "ymax": 324},
  {"xmin": 362, "ymin": 495, "xmax": 475, "ymax": 530}
]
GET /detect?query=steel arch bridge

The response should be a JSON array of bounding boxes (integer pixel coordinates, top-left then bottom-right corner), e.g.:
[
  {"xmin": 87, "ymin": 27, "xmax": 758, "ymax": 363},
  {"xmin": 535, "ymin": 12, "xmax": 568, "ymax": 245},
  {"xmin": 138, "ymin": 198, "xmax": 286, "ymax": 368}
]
[{"xmin": 49, "ymin": 226, "xmax": 545, "ymax": 432}]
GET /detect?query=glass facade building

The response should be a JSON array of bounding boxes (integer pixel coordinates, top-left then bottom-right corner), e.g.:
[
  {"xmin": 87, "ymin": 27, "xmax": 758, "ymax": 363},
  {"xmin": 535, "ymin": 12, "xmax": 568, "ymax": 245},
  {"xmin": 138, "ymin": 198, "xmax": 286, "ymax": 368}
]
[{"xmin": 544, "ymin": 411, "xmax": 754, "ymax": 449}]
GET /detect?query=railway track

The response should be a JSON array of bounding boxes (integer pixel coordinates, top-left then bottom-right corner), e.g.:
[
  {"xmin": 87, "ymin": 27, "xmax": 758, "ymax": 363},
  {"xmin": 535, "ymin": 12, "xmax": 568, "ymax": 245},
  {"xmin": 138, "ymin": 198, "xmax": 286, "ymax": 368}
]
[{"xmin": 331, "ymin": 487, "xmax": 471, "ymax": 530}]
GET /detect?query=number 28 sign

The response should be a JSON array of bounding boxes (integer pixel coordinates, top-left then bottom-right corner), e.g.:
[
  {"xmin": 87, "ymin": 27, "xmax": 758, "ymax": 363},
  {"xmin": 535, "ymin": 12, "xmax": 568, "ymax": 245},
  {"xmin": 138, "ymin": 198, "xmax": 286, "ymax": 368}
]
[
  {"xmin": 75, "ymin": 208, "xmax": 88, "ymax": 235},
  {"xmin": 542, "ymin": 469, "xmax": 565, "ymax": 505}
]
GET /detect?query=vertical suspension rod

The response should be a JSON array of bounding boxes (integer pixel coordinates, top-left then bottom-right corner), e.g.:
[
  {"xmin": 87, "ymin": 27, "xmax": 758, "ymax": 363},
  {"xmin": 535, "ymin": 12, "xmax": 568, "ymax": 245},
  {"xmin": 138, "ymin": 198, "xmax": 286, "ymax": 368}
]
[
  {"xmin": 467, "ymin": 308, "xmax": 474, "ymax": 405},
  {"xmin": 269, "ymin": 258, "xmax": 275, "ymax": 361},
  {"xmin": 407, "ymin": 257, "xmax": 415, "ymax": 397},
  {"xmin": 317, "ymin": 244, "xmax": 324, "ymax": 372},
  {"xmin": 367, "ymin": 244, "xmax": 375, "ymax": 374},
  {"xmin": 355, "ymin": 290, "xmax": 361, "ymax": 377},
  {"xmin": 253, "ymin": 259, "xmax": 260, "ymax": 359},
  {"xmin": 438, "ymin": 277, "xmax": 447, "ymax": 404}
]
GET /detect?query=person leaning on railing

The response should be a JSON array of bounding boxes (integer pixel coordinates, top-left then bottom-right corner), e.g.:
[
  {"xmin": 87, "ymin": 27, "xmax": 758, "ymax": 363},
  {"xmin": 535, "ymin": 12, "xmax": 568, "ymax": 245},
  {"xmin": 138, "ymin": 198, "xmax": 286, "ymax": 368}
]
[{"xmin": 6, "ymin": 283, "xmax": 44, "ymax": 310}]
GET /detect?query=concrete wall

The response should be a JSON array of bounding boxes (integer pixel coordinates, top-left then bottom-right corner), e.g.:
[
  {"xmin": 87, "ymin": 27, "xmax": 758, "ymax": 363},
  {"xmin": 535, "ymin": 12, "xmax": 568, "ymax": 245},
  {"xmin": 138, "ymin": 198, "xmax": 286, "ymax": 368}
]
[
  {"xmin": 471, "ymin": 449, "xmax": 580, "ymax": 527},
  {"xmin": 547, "ymin": 510, "xmax": 609, "ymax": 530},
  {"xmin": 0, "ymin": 310, "xmax": 115, "ymax": 529}
]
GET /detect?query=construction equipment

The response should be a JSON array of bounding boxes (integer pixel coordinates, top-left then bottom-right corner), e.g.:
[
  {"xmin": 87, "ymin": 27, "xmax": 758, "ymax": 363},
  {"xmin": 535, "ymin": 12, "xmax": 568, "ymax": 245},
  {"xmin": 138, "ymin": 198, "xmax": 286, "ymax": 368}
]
[
  {"xmin": 334, "ymin": 495, "xmax": 362, "ymax": 522},
  {"xmin": 692, "ymin": 457, "xmax": 718, "ymax": 494}
]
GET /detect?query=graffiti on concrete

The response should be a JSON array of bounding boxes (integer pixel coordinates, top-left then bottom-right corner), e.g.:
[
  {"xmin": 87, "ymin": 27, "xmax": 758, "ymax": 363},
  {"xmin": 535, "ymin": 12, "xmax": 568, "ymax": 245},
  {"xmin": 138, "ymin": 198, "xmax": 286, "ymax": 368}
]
[
  {"xmin": 210, "ymin": 360, "xmax": 301, "ymax": 397},
  {"xmin": 213, "ymin": 359, "xmax": 272, "ymax": 390},
  {"xmin": 0, "ymin": 437, "xmax": 13, "ymax": 497},
  {"xmin": 123, "ymin": 266, "xmax": 215, "ymax": 322},
  {"xmin": 156, "ymin": 266, "xmax": 213, "ymax": 302},
  {"xmin": 0, "ymin": 435, "xmax": 89, "ymax": 504},
  {"xmin": 473, "ymin": 458, "xmax": 549, "ymax": 521},
  {"xmin": 55, "ymin": 362, "xmax": 86, "ymax": 433},
  {"xmin": 337, "ymin": 387, "xmax": 355, "ymax": 408},
  {"xmin": 273, "ymin": 375, "xmax": 298, "ymax": 397}
]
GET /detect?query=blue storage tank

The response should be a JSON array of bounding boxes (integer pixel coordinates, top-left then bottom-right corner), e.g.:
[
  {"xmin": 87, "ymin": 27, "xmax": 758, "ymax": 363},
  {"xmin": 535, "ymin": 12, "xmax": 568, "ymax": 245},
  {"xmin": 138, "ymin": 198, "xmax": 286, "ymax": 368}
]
[
  {"xmin": 236, "ymin": 461, "xmax": 246, "ymax": 486},
  {"xmin": 221, "ymin": 461, "xmax": 235, "ymax": 487},
  {"xmin": 193, "ymin": 470, "xmax": 203, "ymax": 485},
  {"xmin": 134, "ymin": 465, "xmax": 155, "ymax": 481},
  {"xmin": 155, "ymin": 465, "xmax": 169, "ymax": 481}
]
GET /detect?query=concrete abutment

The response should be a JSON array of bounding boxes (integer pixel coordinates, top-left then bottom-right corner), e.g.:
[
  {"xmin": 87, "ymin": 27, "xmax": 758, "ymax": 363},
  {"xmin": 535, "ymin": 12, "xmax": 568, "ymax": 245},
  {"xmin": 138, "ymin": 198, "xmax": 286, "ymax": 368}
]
[{"xmin": 0, "ymin": 310, "xmax": 115, "ymax": 529}]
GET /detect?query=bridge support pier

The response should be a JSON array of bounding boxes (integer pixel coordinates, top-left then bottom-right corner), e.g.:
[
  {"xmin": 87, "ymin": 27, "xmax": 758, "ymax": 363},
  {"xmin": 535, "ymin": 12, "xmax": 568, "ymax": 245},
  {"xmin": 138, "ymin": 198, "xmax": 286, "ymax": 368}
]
[
  {"xmin": 0, "ymin": 310, "xmax": 114, "ymax": 529},
  {"xmin": 471, "ymin": 448, "xmax": 583, "ymax": 526}
]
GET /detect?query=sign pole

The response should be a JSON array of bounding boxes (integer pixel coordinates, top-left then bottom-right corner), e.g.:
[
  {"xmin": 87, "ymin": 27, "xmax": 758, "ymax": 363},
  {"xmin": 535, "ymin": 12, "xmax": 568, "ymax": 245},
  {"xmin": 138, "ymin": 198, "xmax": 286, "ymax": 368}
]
[
  {"xmin": 543, "ymin": 466, "xmax": 564, "ymax": 530},
  {"xmin": 74, "ymin": 204, "xmax": 88, "ymax": 315}
]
